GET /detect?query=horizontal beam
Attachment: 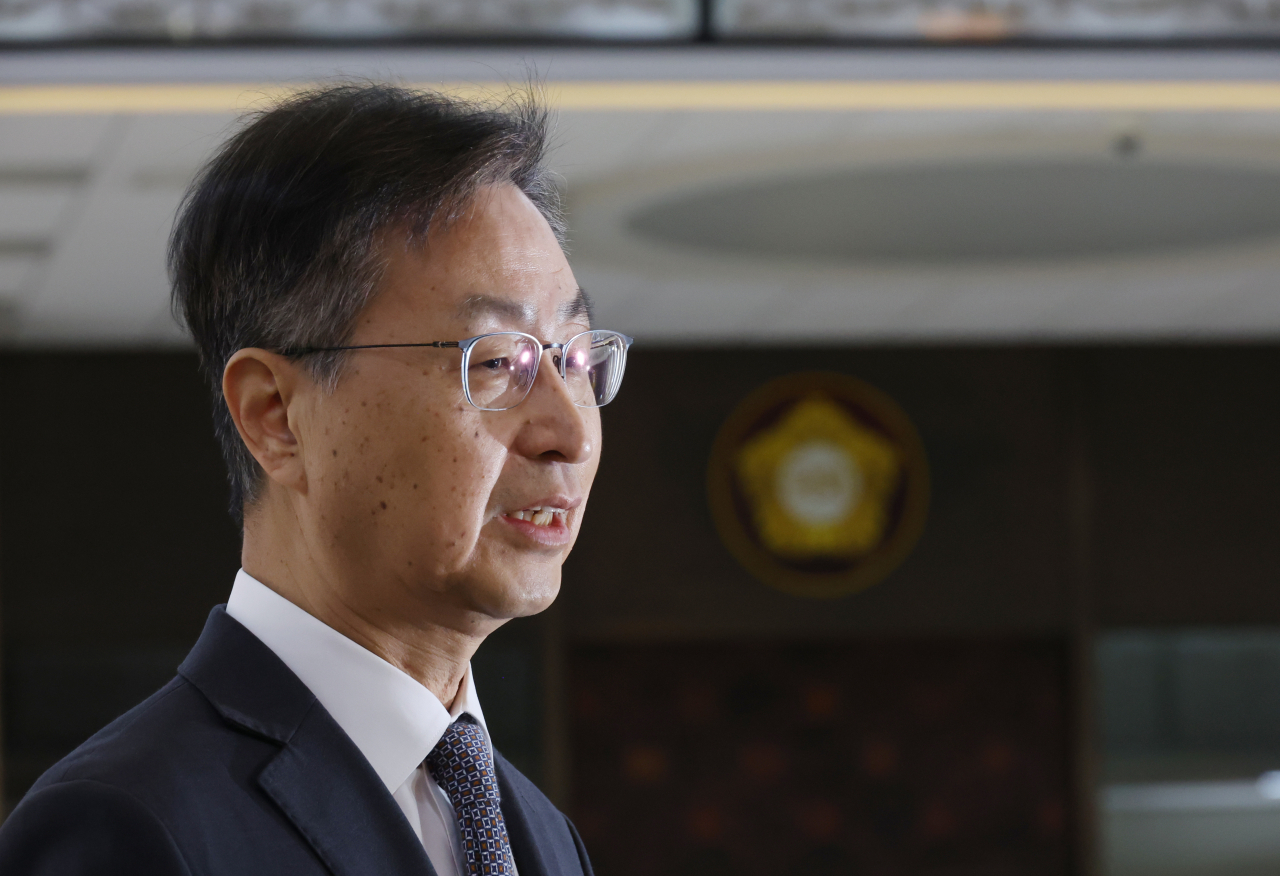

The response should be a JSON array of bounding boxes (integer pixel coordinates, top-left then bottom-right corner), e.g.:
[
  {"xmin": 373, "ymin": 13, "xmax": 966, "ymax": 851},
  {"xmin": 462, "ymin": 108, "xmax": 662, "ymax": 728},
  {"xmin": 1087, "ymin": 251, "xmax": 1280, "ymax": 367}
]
[{"xmin": 9, "ymin": 80, "xmax": 1280, "ymax": 114}]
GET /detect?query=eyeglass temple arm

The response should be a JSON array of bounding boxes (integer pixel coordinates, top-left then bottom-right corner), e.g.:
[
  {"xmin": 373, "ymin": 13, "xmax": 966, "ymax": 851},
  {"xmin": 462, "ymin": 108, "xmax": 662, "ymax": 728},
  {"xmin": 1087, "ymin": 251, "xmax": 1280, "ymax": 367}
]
[{"xmin": 283, "ymin": 333, "xmax": 632, "ymax": 358}]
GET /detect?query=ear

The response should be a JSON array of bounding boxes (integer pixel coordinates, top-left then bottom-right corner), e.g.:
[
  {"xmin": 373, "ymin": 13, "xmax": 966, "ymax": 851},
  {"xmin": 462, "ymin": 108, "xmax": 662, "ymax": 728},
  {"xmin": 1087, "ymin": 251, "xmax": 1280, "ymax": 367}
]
[{"xmin": 222, "ymin": 348, "xmax": 308, "ymax": 494}]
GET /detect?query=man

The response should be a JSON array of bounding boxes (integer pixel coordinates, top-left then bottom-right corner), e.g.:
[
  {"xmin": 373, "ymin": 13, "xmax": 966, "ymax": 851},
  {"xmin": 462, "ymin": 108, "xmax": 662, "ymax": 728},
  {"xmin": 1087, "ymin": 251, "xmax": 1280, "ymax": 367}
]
[{"xmin": 0, "ymin": 84, "xmax": 629, "ymax": 875}]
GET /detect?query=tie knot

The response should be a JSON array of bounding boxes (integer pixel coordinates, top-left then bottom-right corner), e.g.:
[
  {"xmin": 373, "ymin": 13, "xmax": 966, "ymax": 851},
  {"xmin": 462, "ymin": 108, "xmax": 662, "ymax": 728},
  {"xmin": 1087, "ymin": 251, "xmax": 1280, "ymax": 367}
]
[{"xmin": 425, "ymin": 718, "xmax": 500, "ymax": 808}]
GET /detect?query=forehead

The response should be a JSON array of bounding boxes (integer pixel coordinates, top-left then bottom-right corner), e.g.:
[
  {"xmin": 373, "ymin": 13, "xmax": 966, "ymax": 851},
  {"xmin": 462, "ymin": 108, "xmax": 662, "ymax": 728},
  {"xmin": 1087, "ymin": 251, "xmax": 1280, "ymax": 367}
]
[
  {"xmin": 456, "ymin": 291, "xmax": 591, "ymax": 330},
  {"xmin": 369, "ymin": 184, "xmax": 587, "ymax": 336}
]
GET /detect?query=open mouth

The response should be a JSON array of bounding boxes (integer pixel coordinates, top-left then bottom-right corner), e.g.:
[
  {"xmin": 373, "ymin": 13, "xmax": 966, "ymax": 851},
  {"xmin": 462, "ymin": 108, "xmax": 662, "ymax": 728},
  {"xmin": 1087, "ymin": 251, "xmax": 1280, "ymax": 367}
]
[{"xmin": 507, "ymin": 506, "xmax": 568, "ymax": 528}]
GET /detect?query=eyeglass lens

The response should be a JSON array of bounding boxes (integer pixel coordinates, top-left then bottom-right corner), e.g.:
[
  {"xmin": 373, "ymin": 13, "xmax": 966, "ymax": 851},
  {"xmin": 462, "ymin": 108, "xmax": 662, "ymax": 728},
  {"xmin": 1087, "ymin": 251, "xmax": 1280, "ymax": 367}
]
[{"xmin": 465, "ymin": 331, "xmax": 628, "ymax": 411}]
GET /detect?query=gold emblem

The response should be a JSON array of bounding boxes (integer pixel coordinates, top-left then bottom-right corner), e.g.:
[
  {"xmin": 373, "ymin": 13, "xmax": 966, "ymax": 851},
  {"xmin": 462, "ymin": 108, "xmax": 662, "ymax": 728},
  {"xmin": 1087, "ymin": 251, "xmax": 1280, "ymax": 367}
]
[{"xmin": 708, "ymin": 373, "xmax": 929, "ymax": 598}]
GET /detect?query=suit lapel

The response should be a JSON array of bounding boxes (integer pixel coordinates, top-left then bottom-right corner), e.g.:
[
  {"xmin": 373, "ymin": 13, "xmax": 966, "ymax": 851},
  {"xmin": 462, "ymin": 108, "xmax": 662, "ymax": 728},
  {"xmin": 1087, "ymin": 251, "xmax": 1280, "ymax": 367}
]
[
  {"xmin": 496, "ymin": 754, "xmax": 567, "ymax": 876},
  {"xmin": 258, "ymin": 700, "xmax": 437, "ymax": 876},
  {"xmin": 180, "ymin": 607, "xmax": 436, "ymax": 876}
]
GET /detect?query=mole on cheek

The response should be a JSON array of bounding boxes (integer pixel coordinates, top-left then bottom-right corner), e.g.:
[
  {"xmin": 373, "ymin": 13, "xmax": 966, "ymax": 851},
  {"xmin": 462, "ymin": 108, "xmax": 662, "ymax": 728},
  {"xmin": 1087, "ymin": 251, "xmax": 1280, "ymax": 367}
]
[{"xmin": 380, "ymin": 501, "xmax": 387, "ymax": 510}]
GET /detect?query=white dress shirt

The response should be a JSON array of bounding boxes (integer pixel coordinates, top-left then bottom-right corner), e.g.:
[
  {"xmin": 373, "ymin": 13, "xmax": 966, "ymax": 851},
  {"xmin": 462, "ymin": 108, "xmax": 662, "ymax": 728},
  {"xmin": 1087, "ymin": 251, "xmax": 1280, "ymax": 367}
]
[{"xmin": 226, "ymin": 569, "xmax": 507, "ymax": 876}]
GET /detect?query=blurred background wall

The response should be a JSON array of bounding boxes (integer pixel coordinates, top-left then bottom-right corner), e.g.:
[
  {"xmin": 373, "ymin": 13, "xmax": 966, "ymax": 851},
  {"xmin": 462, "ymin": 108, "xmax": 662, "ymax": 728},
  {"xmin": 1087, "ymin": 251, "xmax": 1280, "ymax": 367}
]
[{"xmin": 3, "ymin": 4, "xmax": 1280, "ymax": 875}]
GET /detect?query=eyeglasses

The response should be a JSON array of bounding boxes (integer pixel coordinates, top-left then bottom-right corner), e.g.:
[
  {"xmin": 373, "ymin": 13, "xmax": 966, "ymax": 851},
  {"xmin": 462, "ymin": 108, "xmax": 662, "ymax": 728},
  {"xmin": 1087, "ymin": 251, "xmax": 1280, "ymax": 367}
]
[{"xmin": 283, "ymin": 329, "xmax": 634, "ymax": 411}]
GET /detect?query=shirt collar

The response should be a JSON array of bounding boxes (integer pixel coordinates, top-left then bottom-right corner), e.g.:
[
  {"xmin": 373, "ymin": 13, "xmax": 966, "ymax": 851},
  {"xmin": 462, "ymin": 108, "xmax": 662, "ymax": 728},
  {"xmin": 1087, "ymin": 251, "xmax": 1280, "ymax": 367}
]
[{"xmin": 225, "ymin": 569, "xmax": 491, "ymax": 794}]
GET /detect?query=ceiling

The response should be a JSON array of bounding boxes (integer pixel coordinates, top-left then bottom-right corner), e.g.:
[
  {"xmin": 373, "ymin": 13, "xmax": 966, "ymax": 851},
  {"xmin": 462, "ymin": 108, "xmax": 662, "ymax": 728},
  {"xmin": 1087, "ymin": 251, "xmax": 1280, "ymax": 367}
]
[
  {"xmin": 3, "ymin": 47, "xmax": 1280, "ymax": 348},
  {"xmin": 630, "ymin": 161, "xmax": 1280, "ymax": 263}
]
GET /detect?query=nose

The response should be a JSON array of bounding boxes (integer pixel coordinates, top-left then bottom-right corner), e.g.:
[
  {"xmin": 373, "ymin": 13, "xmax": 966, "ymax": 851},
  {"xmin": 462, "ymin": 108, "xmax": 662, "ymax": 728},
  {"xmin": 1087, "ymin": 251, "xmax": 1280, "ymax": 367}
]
[{"xmin": 510, "ymin": 347, "xmax": 595, "ymax": 464}]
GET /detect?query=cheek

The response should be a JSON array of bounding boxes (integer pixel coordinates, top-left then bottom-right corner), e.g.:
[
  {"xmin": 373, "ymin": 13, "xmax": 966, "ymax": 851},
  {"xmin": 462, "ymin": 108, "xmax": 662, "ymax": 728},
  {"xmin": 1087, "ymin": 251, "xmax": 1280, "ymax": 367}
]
[
  {"xmin": 306, "ymin": 400, "xmax": 377, "ymax": 501},
  {"xmin": 584, "ymin": 412, "xmax": 604, "ymax": 481},
  {"xmin": 385, "ymin": 415, "xmax": 506, "ymax": 553},
  {"xmin": 414, "ymin": 428, "xmax": 494, "ymax": 512},
  {"xmin": 308, "ymin": 389, "xmax": 483, "ymax": 506},
  {"xmin": 304, "ymin": 369, "xmax": 512, "ymax": 571}
]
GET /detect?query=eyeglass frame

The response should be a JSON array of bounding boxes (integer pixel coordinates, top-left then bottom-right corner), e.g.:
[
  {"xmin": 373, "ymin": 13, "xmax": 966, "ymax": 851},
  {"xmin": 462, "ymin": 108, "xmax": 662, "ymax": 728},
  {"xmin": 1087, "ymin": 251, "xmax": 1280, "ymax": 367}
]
[{"xmin": 279, "ymin": 328, "xmax": 634, "ymax": 411}]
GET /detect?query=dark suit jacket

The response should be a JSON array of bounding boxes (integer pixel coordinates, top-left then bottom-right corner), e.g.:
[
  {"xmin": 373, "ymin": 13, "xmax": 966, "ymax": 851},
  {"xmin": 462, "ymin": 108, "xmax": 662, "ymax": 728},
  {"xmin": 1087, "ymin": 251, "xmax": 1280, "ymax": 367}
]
[{"xmin": 0, "ymin": 606, "xmax": 593, "ymax": 876}]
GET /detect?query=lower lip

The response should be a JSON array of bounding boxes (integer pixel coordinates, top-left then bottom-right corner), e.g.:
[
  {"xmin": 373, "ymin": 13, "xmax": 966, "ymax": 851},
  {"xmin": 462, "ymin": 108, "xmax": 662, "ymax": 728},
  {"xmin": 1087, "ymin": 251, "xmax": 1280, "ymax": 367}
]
[{"xmin": 500, "ymin": 514, "xmax": 573, "ymax": 547}]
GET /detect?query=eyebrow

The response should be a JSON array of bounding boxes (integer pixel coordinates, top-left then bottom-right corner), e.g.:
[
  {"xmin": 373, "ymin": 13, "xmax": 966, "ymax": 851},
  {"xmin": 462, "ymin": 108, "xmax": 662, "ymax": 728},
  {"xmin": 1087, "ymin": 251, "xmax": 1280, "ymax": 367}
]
[
  {"xmin": 458, "ymin": 287, "xmax": 595, "ymax": 328},
  {"xmin": 560, "ymin": 286, "xmax": 594, "ymax": 326}
]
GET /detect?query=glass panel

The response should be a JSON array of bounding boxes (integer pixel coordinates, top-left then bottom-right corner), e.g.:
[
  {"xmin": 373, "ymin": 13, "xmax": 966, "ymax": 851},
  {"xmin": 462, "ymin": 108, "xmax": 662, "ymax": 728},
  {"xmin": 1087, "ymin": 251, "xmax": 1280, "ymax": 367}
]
[
  {"xmin": 1098, "ymin": 629, "xmax": 1280, "ymax": 876},
  {"xmin": 5, "ymin": 0, "xmax": 1280, "ymax": 41},
  {"xmin": 0, "ymin": 0, "xmax": 701, "ymax": 41},
  {"xmin": 716, "ymin": 0, "xmax": 1280, "ymax": 40}
]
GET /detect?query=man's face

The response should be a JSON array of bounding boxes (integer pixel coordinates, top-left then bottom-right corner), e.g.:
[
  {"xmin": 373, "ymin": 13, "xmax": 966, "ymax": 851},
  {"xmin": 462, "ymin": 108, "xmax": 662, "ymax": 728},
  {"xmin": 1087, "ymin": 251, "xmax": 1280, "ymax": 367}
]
[{"xmin": 292, "ymin": 184, "xmax": 600, "ymax": 626}]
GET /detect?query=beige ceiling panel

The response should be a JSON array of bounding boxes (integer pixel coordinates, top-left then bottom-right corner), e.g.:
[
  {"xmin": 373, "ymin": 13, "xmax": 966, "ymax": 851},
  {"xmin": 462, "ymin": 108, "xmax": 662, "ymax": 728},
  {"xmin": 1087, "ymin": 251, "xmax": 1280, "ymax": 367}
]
[
  {"xmin": 8, "ymin": 52, "xmax": 1280, "ymax": 346},
  {"xmin": 0, "ymin": 253, "xmax": 37, "ymax": 293},
  {"xmin": 120, "ymin": 112, "xmax": 241, "ymax": 182},
  {"xmin": 762, "ymin": 275, "xmax": 955, "ymax": 340},
  {"xmin": 635, "ymin": 111, "xmax": 849, "ymax": 168},
  {"xmin": 0, "ymin": 186, "xmax": 78, "ymax": 240},
  {"xmin": 18, "ymin": 113, "xmax": 237, "ymax": 342},
  {"xmin": 139, "ymin": 299, "xmax": 191, "ymax": 344},
  {"xmin": 553, "ymin": 111, "xmax": 682, "ymax": 185},
  {"xmin": 23, "ymin": 189, "xmax": 180, "ymax": 342},
  {"xmin": 575, "ymin": 261, "xmax": 802, "ymax": 342},
  {"xmin": 0, "ymin": 115, "xmax": 113, "ymax": 167}
]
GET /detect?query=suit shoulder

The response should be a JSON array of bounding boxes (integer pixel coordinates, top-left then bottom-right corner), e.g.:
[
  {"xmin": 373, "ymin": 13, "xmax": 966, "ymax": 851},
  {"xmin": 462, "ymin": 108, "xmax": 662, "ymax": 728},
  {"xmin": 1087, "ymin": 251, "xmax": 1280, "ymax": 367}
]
[
  {"xmin": 33, "ymin": 674, "xmax": 271, "ymax": 802},
  {"xmin": 0, "ymin": 778, "xmax": 192, "ymax": 876},
  {"xmin": 37, "ymin": 676, "xmax": 200, "ymax": 782}
]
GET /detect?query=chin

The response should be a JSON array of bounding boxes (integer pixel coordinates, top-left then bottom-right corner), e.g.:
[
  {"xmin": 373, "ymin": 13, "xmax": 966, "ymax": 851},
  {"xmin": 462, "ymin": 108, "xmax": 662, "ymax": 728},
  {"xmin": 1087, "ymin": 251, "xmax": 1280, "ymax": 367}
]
[{"xmin": 468, "ymin": 571, "xmax": 561, "ymax": 621}]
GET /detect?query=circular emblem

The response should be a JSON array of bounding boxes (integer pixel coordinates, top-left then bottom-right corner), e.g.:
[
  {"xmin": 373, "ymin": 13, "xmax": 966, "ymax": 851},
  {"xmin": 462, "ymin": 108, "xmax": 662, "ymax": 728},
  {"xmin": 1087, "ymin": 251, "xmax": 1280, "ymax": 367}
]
[{"xmin": 707, "ymin": 372, "xmax": 929, "ymax": 598}]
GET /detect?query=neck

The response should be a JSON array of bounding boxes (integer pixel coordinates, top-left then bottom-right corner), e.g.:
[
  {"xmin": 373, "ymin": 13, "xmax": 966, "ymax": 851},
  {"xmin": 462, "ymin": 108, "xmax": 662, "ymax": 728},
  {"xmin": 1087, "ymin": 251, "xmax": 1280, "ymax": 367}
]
[{"xmin": 240, "ymin": 502, "xmax": 487, "ymax": 710}]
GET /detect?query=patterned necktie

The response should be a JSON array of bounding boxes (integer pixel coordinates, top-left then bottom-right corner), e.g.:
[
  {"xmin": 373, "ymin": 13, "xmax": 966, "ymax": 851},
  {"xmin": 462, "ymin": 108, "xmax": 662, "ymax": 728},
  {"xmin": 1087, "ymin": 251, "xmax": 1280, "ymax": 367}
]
[{"xmin": 425, "ymin": 717, "xmax": 515, "ymax": 876}]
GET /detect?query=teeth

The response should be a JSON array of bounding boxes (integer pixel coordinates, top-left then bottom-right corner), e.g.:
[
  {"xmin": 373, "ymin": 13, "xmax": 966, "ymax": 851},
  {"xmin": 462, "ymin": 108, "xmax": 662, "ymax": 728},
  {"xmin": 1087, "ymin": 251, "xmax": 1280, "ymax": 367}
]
[{"xmin": 511, "ymin": 505, "xmax": 566, "ymax": 526}]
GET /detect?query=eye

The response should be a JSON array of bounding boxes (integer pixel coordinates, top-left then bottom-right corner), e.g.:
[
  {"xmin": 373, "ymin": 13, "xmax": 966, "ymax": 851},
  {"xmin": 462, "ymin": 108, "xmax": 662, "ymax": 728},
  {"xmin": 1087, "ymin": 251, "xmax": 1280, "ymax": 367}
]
[{"xmin": 476, "ymin": 357, "xmax": 509, "ymax": 371}]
